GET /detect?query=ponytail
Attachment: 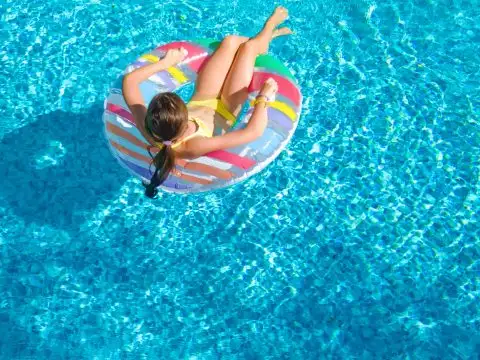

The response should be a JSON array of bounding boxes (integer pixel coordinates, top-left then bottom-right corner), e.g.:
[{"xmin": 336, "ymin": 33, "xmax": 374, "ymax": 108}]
[
  {"xmin": 143, "ymin": 145, "xmax": 176, "ymax": 198},
  {"xmin": 142, "ymin": 92, "xmax": 188, "ymax": 198}
]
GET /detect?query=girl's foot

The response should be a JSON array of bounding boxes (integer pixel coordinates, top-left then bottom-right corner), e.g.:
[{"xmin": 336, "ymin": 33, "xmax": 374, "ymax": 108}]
[
  {"xmin": 259, "ymin": 8, "xmax": 292, "ymax": 53},
  {"xmin": 272, "ymin": 27, "xmax": 293, "ymax": 39},
  {"xmin": 266, "ymin": 6, "xmax": 289, "ymax": 30}
]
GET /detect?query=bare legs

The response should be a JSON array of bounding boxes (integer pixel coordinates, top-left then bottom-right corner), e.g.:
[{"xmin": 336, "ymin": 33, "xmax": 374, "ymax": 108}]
[
  {"xmin": 190, "ymin": 6, "xmax": 292, "ymax": 119},
  {"xmin": 220, "ymin": 7, "xmax": 291, "ymax": 116},
  {"xmin": 191, "ymin": 35, "xmax": 248, "ymax": 100}
]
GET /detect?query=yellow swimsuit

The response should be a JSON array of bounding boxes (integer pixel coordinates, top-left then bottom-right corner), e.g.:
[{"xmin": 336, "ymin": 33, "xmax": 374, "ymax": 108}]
[
  {"xmin": 171, "ymin": 98, "xmax": 236, "ymax": 148},
  {"xmin": 188, "ymin": 98, "xmax": 236, "ymax": 125},
  {"xmin": 171, "ymin": 117, "xmax": 212, "ymax": 149}
]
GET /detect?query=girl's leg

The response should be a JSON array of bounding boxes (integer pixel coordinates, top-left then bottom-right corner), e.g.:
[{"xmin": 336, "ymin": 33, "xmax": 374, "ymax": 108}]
[
  {"xmin": 220, "ymin": 7, "xmax": 291, "ymax": 116},
  {"xmin": 191, "ymin": 35, "xmax": 248, "ymax": 101}
]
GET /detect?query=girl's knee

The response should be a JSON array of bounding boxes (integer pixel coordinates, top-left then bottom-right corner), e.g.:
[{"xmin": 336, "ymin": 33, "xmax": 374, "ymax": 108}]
[
  {"xmin": 222, "ymin": 35, "xmax": 247, "ymax": 49},
  {"xmin": 239, "ymin": 40, "xmax": 257, "ymax": 53}
]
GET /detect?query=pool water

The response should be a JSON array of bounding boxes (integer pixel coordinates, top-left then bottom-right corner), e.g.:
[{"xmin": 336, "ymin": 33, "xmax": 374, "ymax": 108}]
[{"xmin": 1, "ymin": 0, "xmax": 479, "ymax": 358}]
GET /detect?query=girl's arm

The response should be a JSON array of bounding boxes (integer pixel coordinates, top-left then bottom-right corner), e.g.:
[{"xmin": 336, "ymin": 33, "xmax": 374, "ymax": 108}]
[
  {"xmin": 122, "ymin": 48, "xmax": 187, "ymax": 143},
  {"xmin": 182, "ymin": 78, "xmax": 278, "ymax": 158}
]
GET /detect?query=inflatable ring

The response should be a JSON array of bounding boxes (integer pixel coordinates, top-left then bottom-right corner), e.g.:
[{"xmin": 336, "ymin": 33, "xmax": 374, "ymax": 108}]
[{"xmin": 103, "ymin": 39, "xmax": 302, "ymax": 193}]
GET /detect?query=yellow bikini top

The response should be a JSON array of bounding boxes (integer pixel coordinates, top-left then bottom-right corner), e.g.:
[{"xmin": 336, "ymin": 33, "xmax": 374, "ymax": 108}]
[{"xmin": 171, "ymin": 117, "xmax": 212, "ymax": 149}]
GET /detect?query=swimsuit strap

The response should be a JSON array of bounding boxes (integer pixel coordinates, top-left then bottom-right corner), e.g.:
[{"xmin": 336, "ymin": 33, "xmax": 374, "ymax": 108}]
[
  {"xmin": 171, "ymin": 117, "xmax": 211, "ymax": 149},
  {"xmin": 192, "ymin": 117, "xmax": 212, "ymax": 137}
]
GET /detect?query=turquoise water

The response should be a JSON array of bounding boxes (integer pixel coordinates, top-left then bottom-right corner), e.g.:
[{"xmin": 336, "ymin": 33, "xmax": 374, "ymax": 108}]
[{"xmin": 1, "ymin": 0, "xmax": 479, "ymax": 358}]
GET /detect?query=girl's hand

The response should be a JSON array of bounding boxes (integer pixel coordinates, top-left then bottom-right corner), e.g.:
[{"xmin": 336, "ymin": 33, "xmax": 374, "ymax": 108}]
[
  {"xmin": 258, "ymin": 78, "xmax": 278, "ymax": 101},
  {"xmin": 163, "ymin": 47, "xmax": 188, "ymax": 67}
]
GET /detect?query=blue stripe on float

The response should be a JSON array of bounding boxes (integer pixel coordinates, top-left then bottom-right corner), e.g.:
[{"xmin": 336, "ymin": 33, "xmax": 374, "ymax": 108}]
[
  {"xmin": 117, "ymin": 154, "xmax": 153, "ymax": 178},
  {"xmin": 112, "ymin": 76, "xmax": 124, "ymax": 91},
  {"xmin": 226, "ymin": 124, "xmax": 285, "ymax": 161},
  {"xmin": 240, "ymin": 110, "xmax": 289, "ymax": 140},
  {"xmin": 139, "ymin": 82, "xmax": 162, "ymax": 105},
  {"xmin": 158, "ymin": 71, "xmax": 178, "ymax": 90},
  {"xmin": 252, "ymin": 128, "xmax": 284, "ymax": 156},
  {"xmin": 116, "ymin": 156, "xmax": 192, "ymax": 190},
  {"xmin": 268, "ymin": 107, "xmax": 293, "ymax": 132},
  {"xmin": 165, "ymin": 179, "xmax": 192, "ymax": 190}
]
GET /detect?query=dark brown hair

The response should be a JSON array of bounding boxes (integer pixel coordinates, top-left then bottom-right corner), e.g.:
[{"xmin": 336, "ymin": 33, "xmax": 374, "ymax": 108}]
[{"xmin": 143, "ymin": 92, "xmax": 188, "ymax": 198}]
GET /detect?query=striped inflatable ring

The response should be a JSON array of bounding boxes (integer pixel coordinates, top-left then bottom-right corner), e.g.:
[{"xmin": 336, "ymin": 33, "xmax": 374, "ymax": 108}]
[{"xmin": 103, "ymin": 39, "xmax": 302, "ymax": 193}]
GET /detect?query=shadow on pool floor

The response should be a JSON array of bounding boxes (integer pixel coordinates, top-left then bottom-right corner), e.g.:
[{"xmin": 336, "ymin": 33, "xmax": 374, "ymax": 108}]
[{"xmin": 0, "ymin": 103, "xmax": 130, "ymax": 231}]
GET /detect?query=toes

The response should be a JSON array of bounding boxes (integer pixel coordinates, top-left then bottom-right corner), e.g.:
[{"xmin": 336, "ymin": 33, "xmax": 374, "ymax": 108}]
[
  {"xmin": 276, "ymin": 6, "xmax": 288, "ymax": 16},
  {"xmin": 277, "ymin": 27, "xmax": 293, "ymax": 35},
  {"xmin": 272, "ymin": 6, "xmax": 288, "ymax": 19},
  {"xmin": 273, "ymin": 27, "xmax": 293, "ymax": 38}
]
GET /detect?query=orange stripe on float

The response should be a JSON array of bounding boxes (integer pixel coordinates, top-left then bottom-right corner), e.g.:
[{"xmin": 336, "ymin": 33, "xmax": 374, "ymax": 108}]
[
  {"xmin": 108, "ymin": 122, "xmax": 231, "ymax": 180},
  {"xmin": 106, "ymin": 122, "xmax": 151, "ymax": 151},
  {"xmin": 108, "ymin": 123, "xmax": 230, "ymax": 186},
  {"xmin": 110, "ymin": 140, "xmax": 151, "ymax": 165},
  {"xmin": 176, "ymin": 159, "xmax": 233, "ymax": 180},
  {"xmin": 111, "ymin": 139, "xmax": 211, "ymax": 185}
]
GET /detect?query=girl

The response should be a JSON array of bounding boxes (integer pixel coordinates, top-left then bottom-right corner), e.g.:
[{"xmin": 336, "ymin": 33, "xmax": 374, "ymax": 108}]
[{"xmin": 122, "ymin": 6, "xmax": 292, "ymax": 198}]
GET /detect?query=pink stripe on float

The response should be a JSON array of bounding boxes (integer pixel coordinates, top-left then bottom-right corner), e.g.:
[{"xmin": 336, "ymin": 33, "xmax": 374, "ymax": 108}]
[
  {"xmin": 249, "ymin": 71, "xmax": 301, "ymax": 107},
  {"xmin": 187, "ymin": 57, "xmax": 209, "ymax": 73},
  {"xmin": 106, "ymin": 103, "xmax": 135, "ymax": 125},
  {"xmin": 156, "ymin": 42, "xmax": 210, "ymax": 73},
  {"xmin": 156, "ymin": 41, "xmax": 207, "ymax": 55},
  {"xmin": 207, "ymin": 150, "xmax": 256, "ymax": 170}
]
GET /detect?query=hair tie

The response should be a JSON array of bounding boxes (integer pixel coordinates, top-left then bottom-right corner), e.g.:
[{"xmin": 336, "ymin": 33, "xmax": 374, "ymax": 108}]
[{"xmin": 163, "ymin": 140, "xmax": 173, "ymax": 146}]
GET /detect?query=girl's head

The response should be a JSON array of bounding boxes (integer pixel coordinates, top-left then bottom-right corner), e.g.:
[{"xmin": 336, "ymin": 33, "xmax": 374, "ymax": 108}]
[{"xmin": 143, "ymin": 92, "xmax": 188, "ymax": 198}]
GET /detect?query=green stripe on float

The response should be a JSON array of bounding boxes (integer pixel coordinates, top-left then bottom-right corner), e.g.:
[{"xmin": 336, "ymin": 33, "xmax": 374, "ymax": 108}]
[
  {"xmin": 192, "ymin": 38, "xmax": 221, "ymax": 51},
  {"xmin": 254, "ymin": 55, "xmax": 295, "ymax": 82},
  {"xmin": 191, "ymin": 39, "xmax": 296, "ymax": 81}
]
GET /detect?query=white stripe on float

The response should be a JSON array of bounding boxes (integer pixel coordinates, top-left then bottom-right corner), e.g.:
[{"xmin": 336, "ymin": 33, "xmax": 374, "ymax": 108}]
[
  {"xmin": 149, "ymin": 73, "xmax": 167, "ymax": 87},
  {"xmin": 182, "ymin": 52, "xmax": 209, "ymax": 66},
  {"xmin": 104, "ymin": 113, "xmax": 136, "ymax": 131},
  {"xmin": 104, "ymin": 113, "xmax": 144, "ymax": 138},
  {"xmin": 192, "ymin": 155, "xmax": 234, "ymax": 171},
  {"xmin": 107, "ymin": 92, "xmax": 129, "ymax": 110},
  {"xmin": 177, "ymin": 167, "xmax": 216, "ymax": 182}
]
